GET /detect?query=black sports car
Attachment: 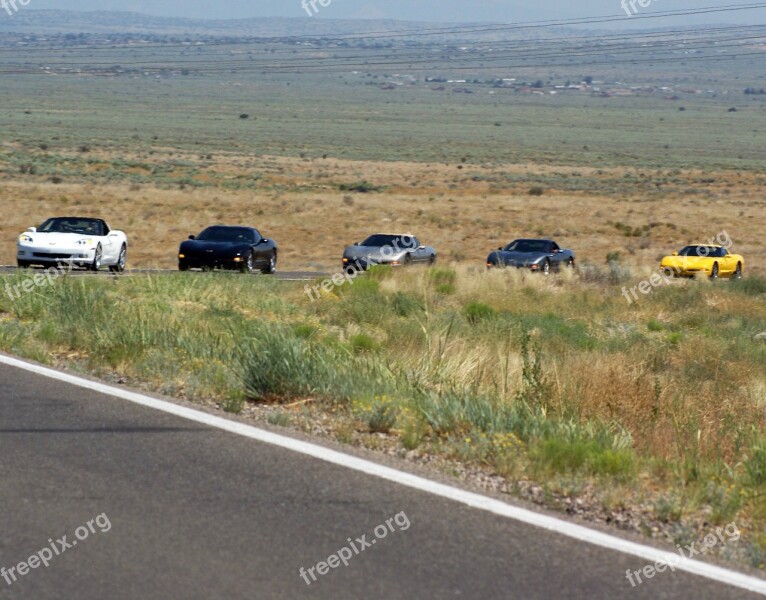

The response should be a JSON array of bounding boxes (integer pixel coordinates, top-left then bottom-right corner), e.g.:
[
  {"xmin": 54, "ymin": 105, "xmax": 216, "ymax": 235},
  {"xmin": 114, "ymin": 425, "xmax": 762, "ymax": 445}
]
[
  {"xmin": 178, "ymin": 226, "xmax": 277, "ymax": 274},
  {"xmin": 342, "ymin": 233, "xmax": 437, "ymax": 272},
  {"xmin": 486, "ymin": 239, "xmax": 575, "ymax": 273}
]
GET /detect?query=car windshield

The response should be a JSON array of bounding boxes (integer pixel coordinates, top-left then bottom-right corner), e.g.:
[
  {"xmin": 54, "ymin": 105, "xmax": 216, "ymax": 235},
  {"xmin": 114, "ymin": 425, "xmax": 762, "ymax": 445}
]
[
  {"xmin": 197, "ymin": 227, "xmax": 256, "ymax": 243},
  {"xmin": 504, "ymin": 240, "xmax": 551, "ymax": 253},
  {"xmin": 38, "ymin": 218, "xmax": 105, "ymax": 236},
  {"xmin": 679, "ymin": 246, "xmax": 724, "ymax": 257},
  {"xmin": 360, "ymin": 234, "xmax": 416, "ymax": 248}
]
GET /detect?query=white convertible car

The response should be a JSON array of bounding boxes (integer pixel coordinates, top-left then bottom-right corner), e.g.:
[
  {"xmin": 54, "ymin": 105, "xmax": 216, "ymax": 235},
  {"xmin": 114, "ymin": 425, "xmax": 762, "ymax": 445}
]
[{"xmin": 17, "ymin": 217, "xmax": 128, "ymax": 272}]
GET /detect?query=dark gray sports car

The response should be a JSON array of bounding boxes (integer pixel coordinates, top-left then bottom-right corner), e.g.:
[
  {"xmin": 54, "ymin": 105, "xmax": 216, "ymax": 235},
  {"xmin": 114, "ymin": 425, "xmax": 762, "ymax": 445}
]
[
  {"xmin": 342, "ymin": 233, "xmax": 436, "ymax": 272},
  {"xmin": 486, "ymin": 239, "xmax": 575, "ymax": 273},
  {"xmin": 178, "ymin": 226, "xmax": 277, "ymax": 274}
]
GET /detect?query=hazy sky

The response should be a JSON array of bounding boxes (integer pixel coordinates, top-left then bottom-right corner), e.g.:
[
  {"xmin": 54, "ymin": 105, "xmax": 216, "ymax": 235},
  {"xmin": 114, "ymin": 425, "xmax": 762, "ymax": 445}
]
[{"xmin": 24, "ymin": 0, "xmax": 766, "ymax": 25}]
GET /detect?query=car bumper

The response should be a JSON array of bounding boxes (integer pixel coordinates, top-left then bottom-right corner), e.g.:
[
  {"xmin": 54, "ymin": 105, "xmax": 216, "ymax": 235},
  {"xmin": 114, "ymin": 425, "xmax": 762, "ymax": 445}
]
[
  {"xmin": 487, "ymin": 261, "xmax": 541, "ymax": 270},
  {"xmin": 342, "ymin": 257, "xmax": 407, "ymax": 272},
  {"xmin": 660, "ymin": 265, "xmax": 710, "ymax": 277},
  {"xmin": 178, "ymin": 255, "xmax": 245, "ymax": 269},
  {"xmin": 17, "ymin": 245, "xmax": 96, "ymax": 266}
]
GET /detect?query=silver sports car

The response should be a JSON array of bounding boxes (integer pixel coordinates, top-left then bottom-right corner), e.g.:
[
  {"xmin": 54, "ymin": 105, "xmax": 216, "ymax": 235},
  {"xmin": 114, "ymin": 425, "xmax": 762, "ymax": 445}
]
[{"xmin": 342, "ymin": 233, "xmax": 436, "ymax": 272}]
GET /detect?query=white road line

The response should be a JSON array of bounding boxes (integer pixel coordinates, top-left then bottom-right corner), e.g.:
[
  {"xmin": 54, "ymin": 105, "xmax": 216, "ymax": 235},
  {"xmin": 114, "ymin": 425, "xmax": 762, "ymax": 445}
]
[{"xmin": 1, "ymin": 352, "xmax": 765, "ymax": 596}]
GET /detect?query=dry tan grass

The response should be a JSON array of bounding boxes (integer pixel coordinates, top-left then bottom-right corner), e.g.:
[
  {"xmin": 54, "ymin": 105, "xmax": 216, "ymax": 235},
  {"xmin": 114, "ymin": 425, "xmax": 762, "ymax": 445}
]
[{"xmin": 1, "ymin": 152, "xmax": 764, "ymax": 275}]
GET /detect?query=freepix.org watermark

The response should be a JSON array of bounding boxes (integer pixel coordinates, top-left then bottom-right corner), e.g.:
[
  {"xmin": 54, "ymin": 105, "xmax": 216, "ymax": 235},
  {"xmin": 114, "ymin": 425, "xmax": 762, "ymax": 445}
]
[
  {"xmin": 621, "ymin": 230, "xmax": 733, "ymax": 305},
  {"xmin": 1, "ymin": 0, "xmax": 31, "ymax": 17},
  {"xmin": 621, "ymin": 0, "xmax": 658, "ymax": 17},
  {"xmin": 304, "ymin": 236, "xmax": 418, "ymax": 303},
  {"xmin": 299, "ymin": 511, "xmax": 410, "ymax": 586},
  {"xmin": 625, "ymin": 521, "xmax": 740, "ymax": 587},
  {"xmin": 301, "ymin": 0, "xmax": 331, "ymax": 17},
  {"xmin": 4, "ymin": 261, "xmax": 74, "ymax": 301},
  {"xmin": 1, "ymin": 513, "xmax": 112, "ymax": 587}
]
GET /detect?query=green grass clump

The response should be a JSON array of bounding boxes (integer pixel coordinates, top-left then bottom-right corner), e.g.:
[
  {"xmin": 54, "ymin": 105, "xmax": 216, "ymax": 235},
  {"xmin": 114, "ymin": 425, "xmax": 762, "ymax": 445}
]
[
  {"xmin": 532, "ymin": 437, "xmax": 634, "ymax": 480},
  {"xmin": 464, "ymin": 301, "xmax": 496, "ymax": 324},
  {"xmin": 239, "ymin": 325, "xmax": 395, "ymax": 403},
  {"xmin": 745, "ymin": 440, "xmax": 766, "ymax": 488},
  {"xmin": 728, "ymin": 276, "xmax": 766, "ymax": 297}
]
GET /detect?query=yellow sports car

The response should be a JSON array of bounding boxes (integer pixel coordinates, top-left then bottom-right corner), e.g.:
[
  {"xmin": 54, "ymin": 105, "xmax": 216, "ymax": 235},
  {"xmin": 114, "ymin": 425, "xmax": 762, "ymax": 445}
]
[{"xmin": 660, "ymin": 245, "xmax": 744, "ymax": 279}]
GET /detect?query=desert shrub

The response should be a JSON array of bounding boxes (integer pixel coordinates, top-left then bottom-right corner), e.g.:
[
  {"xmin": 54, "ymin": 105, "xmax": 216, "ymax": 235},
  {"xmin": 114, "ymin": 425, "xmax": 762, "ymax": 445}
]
[
  {"xmin": 350, "ymin": 333, "xmax": 378, "ymax": 354},
  {"xmin": 532, "ymin": 437, "xmax": 634, "ymax": 478},
  {"xmin": 728, "ymin": 276, "xmax": 766, "ymax": 297},
  {"xmin": 339, "ymin": 181, "xmax": 384, "ymax": 193},
  {"xmin": 428, "ymin": 267, "xmax": 457, "ymax": 287},
  {"xmin": 390, "ymin": 291, "xmax": 422, "ymax": 317},
  {"xmin": 464, "ymin": 302, "xmax": 496, "ymax": 324}
]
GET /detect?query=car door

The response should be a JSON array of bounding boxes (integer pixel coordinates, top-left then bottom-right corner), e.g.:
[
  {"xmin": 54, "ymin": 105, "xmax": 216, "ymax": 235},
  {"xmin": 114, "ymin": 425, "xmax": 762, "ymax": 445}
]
[
  {"xmin": 549, "ymin": 242, "xmax": 563, "ymax": 267},
  {"xmin": 251, "ymin": 229, "xmax": 265, "ymax": 264},
  {"xmin": 411, "ymin": 237, "xmax": 428, "ymax": 263},
  {"xmin": 719, "ymin": 248, "xmax": 735, "ymax": 275},
  {"xmin": 99, "ymin": 221, "xmax": 118, "ymax": 263}
]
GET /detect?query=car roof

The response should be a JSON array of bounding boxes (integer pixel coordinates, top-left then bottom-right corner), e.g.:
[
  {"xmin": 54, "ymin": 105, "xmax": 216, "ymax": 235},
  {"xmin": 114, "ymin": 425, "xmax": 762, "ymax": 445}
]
[
  {"xmin": 52, "ymin": 216, "xmax": 105, "ymax": 222},
  {"xmin": 203, "ymin": 225, "xmax": 255, "ymax": 230},
  {"xmin": 368, "ymin": 232, "xmax": 416, "ymax": 237}
]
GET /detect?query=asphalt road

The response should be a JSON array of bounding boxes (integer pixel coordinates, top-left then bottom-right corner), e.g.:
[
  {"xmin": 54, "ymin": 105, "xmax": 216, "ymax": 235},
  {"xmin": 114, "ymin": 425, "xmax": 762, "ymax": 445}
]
[
  {"xmin": 0, "ymin": 266, "xmax": 326, "ymax": 281},
  {"xmin": 0, "ymin": 361, "xmax": 763, "ymax": 600}
]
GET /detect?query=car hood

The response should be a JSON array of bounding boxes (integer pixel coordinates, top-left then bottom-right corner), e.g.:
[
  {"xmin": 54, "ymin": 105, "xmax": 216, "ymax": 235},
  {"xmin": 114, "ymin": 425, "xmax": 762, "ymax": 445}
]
[
  {"xmin": 662, "ymin": 256, "xmax": 713, "ymax": 268},
  {"xmin": 20, "ymin": 232, "xmax": 97, "ymax": 245},
  {"xmin": 343, "ymin": 245, "xmax": 407, "ymax": 261},
  {"xmin": 496, "ymin": 250, "xmax": 547, "ymax": 264}
]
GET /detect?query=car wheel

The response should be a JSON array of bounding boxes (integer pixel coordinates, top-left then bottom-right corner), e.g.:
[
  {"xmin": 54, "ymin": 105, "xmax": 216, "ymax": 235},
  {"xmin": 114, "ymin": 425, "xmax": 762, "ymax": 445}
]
[
  {"xmin": 733, "ymin": 262, "xmax": 742, "ymax": 279},
  {"xmin": 429, "ymin": 254, "xmax": 437, "ymax": 265},
  {"xmin": 90, "ymin": 244, "xmax": 103, "ymax": 272},
  {"xmin": 261, "ymin": 253, "xmax": 276, "ymax": 275},
  {"xmin": 241, "ymin": 251, "xmax": 255, "ymax": 274},
  {"xmin": 662, "ymin": 267, "xmax": 674, "ymax": 278},
  {"xmin": 710, "ymin": 262, "xmax": 719, "ymax": 280},
  {"xmin": 403, "ymin": 253, "xmax": 413, "ymax": 266},
  {"xmin": 567, "ymin": 258, "xmax": 575, "ymax": 269},
  {"xmin": 179, "ymin": 262, "xmax": 190, "ymax": 272},
  {"xmin": 109, "ymin": 244, "xmax": 127, "ymax": 273},
  {"xmin": 541, "ymin": 259, "xmax": 551, "ymax": 275},
  {"xmin": 17, "ymin": 260, "xmax": 31, "ymax": 269}
]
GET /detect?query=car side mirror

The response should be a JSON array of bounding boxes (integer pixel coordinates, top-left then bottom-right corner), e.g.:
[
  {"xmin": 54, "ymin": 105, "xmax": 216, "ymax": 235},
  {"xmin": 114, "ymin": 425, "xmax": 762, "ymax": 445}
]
[
  {"xmin": 259, "ymin": 238, "xmax": 268, "ymax": 244},
  {"xmin": 189, "ymin": 235, "xmax": 196, "ymax": 240},
  {"xmin": 354, "ymin": 242, "xmax": 360, "ymax": 246},
  {"xmin": 108, "ymin": 232, "xmax": 119, "ymax": 237},
  {"xmin": 672, "ymin": 252, "xmax": 678, "ymax": 256},
  {"xmin": 497, "ymin": 247, "xmax": 503, "ymax": 251},
  {"xmin": 26, "ymin": 227, "xmax": 36, "ymax": 233}
]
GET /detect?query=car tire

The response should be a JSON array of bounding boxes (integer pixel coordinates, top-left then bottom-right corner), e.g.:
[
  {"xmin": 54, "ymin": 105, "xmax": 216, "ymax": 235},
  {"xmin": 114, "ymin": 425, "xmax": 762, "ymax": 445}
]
[
  {"xmin": 710, "ymin": 262, "xmax": 719, "ymax": 280},
  {"xmin": 90, "ymin": 244, "xmax": 102, "ymax": 272},
  {"xmin": 542, "ymin": 259, "xmax": 551, "ymax": 275},
  {"xmin": 179, "ymin": 262, "xmax": 190, "ymax": 272},
  {"xmin": 109, "ymin": 244, "xmax": 127, "ymax": 273},
  {"xmin": 733, "ymin": 262, "xmax": 742, "ymax": 279},
  {"xmin": 261, "ymin": 253, "xmax": 276, "ymax": 275},
  {"xmin": 567, "ymin": 258, "xmax": 575, "ymax": 269},
  {"xmin": 17, "ymin": 260, "xmax": 31, "ymax": 269},
  {"xmin": 241, "ymin": 251, "xmax": 255, "ymax": 274},
  {"xmin": 429, "ymin": 254, "xmax": 437, "ymax": 265},
  {"xmin": 403, "ymin": 253, "xmax": 413, "ymax": 266}
]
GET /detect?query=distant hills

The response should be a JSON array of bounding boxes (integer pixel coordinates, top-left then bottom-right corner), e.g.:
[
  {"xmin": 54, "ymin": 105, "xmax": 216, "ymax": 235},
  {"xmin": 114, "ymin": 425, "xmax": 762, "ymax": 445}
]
[
  {"xmin": 0, "ymin": 9, "xmax": 736, "ymax": 41},
  {"xmin": 0, "ymin": 9, "xmax": 440, "ymax": 37}
]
